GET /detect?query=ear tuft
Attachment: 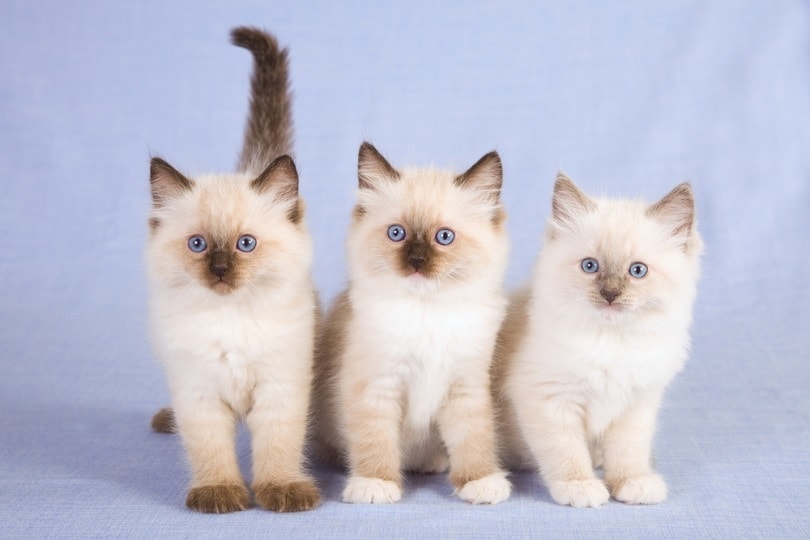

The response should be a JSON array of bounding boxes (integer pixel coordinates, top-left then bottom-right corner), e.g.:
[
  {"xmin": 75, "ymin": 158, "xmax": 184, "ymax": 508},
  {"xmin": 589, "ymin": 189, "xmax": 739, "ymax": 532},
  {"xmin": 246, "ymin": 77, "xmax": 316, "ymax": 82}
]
[
  {"xmin": 150, "ymin": 157, "xmax": 193, "ymax": 208},
  {"xmin": 551, "ymin": 172, "xmax": 595, "ymax": 226},
  {"xmin": 251, "ymin": 154, "xmax": 299, "ymax": 199},
  {"xmin": 358, "ymin": 142, "xmax": 400, "ymax": 190},
  {"xmin": 647, "ymin": 182, "xmax": 695, "ymax": 238},
  {"xmin": 454, "ymin": 151, "xmax": 502, "ymax": 201}
]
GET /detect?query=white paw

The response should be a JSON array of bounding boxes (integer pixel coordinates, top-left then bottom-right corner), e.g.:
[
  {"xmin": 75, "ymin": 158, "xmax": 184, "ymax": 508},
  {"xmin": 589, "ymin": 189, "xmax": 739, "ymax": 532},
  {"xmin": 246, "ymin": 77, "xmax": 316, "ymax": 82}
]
[
  {"xmin": 342, "ymin": 476, "xmax": 401, "ymax": 504},
  {"xmin": 611, "ymin": 473, "xmax": 667, "ymax": 505},
  {"xmin": 548, "ymin": 478, "xmax": 609, "ymax": 508},
  {"xmin": 456, "ymin": 472, "xmax": 511, "ymax": 504}
]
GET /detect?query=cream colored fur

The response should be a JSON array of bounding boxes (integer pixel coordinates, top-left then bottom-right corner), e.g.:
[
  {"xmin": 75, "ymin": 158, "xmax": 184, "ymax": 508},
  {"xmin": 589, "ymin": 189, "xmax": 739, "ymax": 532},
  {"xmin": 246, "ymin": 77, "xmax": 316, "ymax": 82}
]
[
  {"xmin": 314, "ymin": 144, "xmax": 511, "ymax": 504},
  {"xmin": 147, "ymin": 169, "xmax": 318, "ymax": 510},
  {"xmin": 494, "ymin": 174, "xmax": 702, "ymax": 507}
]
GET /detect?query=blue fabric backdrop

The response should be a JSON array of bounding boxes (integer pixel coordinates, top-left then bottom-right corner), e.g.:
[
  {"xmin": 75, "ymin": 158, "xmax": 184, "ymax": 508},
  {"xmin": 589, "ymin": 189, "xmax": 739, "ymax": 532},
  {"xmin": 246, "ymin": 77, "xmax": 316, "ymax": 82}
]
[{"xmin": 1, "ymin": 1, "xmax": 808, "ymax": 537}]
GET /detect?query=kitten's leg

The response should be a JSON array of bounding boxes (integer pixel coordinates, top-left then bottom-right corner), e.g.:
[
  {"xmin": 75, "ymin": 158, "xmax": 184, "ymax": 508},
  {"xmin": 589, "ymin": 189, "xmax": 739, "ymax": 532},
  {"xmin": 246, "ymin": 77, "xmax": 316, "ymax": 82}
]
[
  {"xmin": 437, "ymin": 379, "xmax": 511, "ymax": 504},
  {"xmin": 173, "ymin": 401, "xmax": 249, "ymax": 513},
  {"xmin": 601, "ymin": 399, "xmax": 667, "ymax": 505},
  {"xmin": 522, "ymin": 398, "xmax": 609, "ymax": 507},
  {"xmin": 341, "ymin": 371, "xmax": 403, "ymax": 504},
  {"xmin": 247, "ymin": 384, "xmax": 320, "ymax": 513}
]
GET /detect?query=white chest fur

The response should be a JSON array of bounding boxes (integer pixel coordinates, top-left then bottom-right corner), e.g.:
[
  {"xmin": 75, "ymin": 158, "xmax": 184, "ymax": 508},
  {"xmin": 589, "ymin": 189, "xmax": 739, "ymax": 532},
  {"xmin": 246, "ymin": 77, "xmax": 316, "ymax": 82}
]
[
  {"xmin": 352, "ymin": 292, "xmax": 504, "ymax": 431},
  {"xmin": 151, "ymin": 294, "xmax": 312, "ymax": 415}
]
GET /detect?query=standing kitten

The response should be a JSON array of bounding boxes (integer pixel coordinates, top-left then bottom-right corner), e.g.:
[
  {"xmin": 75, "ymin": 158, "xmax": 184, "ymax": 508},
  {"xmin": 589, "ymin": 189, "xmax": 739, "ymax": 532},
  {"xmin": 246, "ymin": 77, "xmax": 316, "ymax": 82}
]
[
  {"xmin": 313, "ymin": 143, "xmax": 512, "ymax": 504},
  {"xmin": 493, "ymin": 174, "xmax": 702, "ymax": 507},
  {"xmin": 146, "ymin": 27, "xmax": 320, "ymax": 513}
]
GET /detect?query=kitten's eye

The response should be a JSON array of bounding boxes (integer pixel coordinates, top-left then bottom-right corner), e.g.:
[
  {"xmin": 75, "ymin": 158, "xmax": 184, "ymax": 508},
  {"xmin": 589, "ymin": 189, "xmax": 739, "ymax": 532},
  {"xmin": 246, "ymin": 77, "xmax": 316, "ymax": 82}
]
[
  {"xmin": 629, "ymin": 262, "xmax": 648, "ymax": 278},
  {"xmin": 387, "ymin": 224, "xmax": 406, "ymax": 242},
  {"xmin": 188, "ymin": 235, "xmax": 207, "ymax": 253},
  {"xmin": 435, "ymin": 228, "xmax": 455, "ymax": 246},
  {"xmin": 237, "ymin": 235, "xmax": 257, "ymax": 252},
  {"xmin": 581, "ymin": 258, "xmax": 599, "ymax": 273}
]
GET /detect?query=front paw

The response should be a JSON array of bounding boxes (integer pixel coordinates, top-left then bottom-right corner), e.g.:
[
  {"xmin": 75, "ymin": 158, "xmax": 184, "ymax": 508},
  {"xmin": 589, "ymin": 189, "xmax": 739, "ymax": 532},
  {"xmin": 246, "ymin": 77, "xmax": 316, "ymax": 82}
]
[
  {"xmin": 548, "ymin": 478, "xmax": 609, "ymax": 508},
  {"xmin": 186, "ymin": 484, "xmax": 249, "ymax": 513},
  {"xmin": 254, "ymin": 480, "xmax": 321, "ymax": 512},
  {"xmin": 610, "ymin": 473, "xmax": 667, "ymax": 505},
  {"xmin": 342, "ymin": 476, "xmax": 401, "ymax": 504},
  {"xmin": 456, "ymin": 471, "xmax": 511, "ymax": 504}
]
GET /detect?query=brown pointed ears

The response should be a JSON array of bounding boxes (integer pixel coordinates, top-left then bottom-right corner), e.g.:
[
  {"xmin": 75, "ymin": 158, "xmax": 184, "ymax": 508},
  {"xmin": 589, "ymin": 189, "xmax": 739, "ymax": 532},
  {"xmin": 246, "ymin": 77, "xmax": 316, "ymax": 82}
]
[
  {"xmin": 251, "ymin": 155, "xmax": 302, "ymax": 222},
  {"xmin": 150, "ymin": 157, "xmax": 194, "ymax": 208},
  {"xmin": 358, "ymin": 142, "xmax": 400, "ymax": 189},
  {"xmin": 646, "ymin": 182, "xmax": 696, "ymax": 240},
  {"xmin": 454, "ymin": 151, "xmax": 503, "ymax": 201},
  {"xmin": 251, "ymin": 154, "xmax": 299, "ymax": 198},
  {"xmin": 550, "ymin": 172, "xmax": 596, "ymax": 226}
]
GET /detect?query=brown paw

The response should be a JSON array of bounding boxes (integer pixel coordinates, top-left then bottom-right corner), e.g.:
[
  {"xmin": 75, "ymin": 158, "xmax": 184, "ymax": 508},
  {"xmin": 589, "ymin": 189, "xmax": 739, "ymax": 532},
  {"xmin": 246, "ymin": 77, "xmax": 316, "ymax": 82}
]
[
  {"xmin": 253, "ymin": 480, "xmax": 321, "ymax": 512},
  {"xmin": 151, "ymin": 407, "xmax": 176, "ymax": 434},
  {"xmin": 186, "ymin": 484, "xmax": 249, "ymax": 513}
]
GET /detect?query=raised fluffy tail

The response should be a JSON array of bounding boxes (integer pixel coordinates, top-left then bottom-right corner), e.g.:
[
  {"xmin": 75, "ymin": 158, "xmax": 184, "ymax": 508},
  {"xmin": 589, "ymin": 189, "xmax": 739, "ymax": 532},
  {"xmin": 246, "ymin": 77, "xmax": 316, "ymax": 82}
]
[{"xmin": 231, "ymin": 26, "xmax": 293, "ymax": 173}]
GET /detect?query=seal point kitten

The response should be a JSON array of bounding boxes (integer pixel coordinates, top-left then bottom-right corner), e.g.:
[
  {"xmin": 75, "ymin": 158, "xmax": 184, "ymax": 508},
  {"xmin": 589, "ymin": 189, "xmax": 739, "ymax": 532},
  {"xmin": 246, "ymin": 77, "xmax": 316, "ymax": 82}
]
[
  {"xmin": 146, "ymin": 27, "xmax": 319, "ymax": 513},
  {"xmin": 493, "ymin": 173, "xmax": 702, "ymax": 507},
  {"xmin": 313, "ymin": 143, "xmax": 512, "ymax": 504}
]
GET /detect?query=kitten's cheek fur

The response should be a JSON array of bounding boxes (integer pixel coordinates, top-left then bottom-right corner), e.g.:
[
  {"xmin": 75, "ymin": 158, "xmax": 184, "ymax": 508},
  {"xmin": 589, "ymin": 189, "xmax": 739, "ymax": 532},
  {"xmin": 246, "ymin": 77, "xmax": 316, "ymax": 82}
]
[
  {"xmin": 610, "ymin": 473, "xmax": 667, "ymax": 505},
  {"xmin": 456, "ymin": 471, "xmax": 511, "ymax": 504},
  {"xmin": 548, "ymin": 479, "xmax": 609, "ymax": 508},
  {"xmin": 342, "ymin": 476, "xmax": 402, "ymax": 504}
]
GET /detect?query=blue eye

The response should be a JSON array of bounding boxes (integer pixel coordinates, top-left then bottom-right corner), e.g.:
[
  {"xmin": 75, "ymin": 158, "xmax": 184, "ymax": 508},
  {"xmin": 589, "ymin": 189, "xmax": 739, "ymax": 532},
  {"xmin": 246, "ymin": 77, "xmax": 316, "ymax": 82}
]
[
  {"xmin": 435, "ymin": 228, "xmax": 455, "ymax": 246},
  {"xmin": 387, "ymin": 224, "xmax": 406, "ymax": 242},
  {"xmin": 237, "ymin": 234, "xmax": 257, "ymax": 252},
  {"xmin": 188, "ymin": 235, "xmax": 207, "ymax": 253},
  {"xmin": 581, "ymin": 258, "xmax": 599, "ymax": 273},
  {"xmin": 629, "ymin": 262, "xmax": 648, "ymax": 278}
]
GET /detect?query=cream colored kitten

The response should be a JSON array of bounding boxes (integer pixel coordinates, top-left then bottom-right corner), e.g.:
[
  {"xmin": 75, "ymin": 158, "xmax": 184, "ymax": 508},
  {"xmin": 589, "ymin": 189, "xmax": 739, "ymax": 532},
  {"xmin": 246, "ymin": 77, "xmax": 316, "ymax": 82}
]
[
  {"xmin": 493, "ymin": 174, "xmax": 702, "ymax": 508},
  {"xmin": 146, "ymin": 27, "xmax": 319, "ymax": 513},
  {"xmin": 313, "ymin": 143, "xmax": 511, "ymax": 504}
]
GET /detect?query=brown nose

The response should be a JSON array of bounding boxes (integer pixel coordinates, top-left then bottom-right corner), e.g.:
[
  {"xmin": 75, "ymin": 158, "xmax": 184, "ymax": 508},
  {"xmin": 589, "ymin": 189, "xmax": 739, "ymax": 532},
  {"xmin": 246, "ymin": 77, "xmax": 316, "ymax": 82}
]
[
  {"xmin": 210, "ymin": 251, "xmax": 229, "ymax": 277},
  {"xmin": 600, "ymin": 288, "xmax": 620, "ymax": 304},
  {"xmin": 408, "ymin": 256, "xmax": 426, "ymax": 271}
]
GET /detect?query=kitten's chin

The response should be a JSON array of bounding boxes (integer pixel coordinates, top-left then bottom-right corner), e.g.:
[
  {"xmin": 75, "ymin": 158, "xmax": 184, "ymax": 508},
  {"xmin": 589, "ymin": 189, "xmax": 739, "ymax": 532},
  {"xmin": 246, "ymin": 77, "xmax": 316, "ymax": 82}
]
[
  {"xmin": 593, "ymin": 303, "xmax": 629, "ymax": 322},
  {"xmin": 403, "ymin": 272, "xmax": 439, "ymax": 295},
  {"xmin": 209, "ymin": 279, "xmax": 237, "ymax": 295}
]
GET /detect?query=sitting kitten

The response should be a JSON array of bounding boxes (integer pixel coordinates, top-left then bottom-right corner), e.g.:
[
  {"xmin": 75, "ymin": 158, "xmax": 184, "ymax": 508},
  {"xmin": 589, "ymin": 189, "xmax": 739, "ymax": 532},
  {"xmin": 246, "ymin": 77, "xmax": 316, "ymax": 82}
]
[
  {"xmin": 493, "ymin": 174, "xmax": 702, "ymax": 507},
  {"xmin": 312, "ymin": 143, "xmax": 512, "ymax": 504},
  {"xmin": 146, "ymin": 27, "xmax": 320, "ymax": 513}
]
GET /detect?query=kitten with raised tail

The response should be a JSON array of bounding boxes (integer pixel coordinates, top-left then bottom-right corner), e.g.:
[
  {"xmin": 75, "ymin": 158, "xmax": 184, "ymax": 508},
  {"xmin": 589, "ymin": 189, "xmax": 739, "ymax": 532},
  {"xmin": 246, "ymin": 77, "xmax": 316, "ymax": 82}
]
[
  {"xmin": 313, "ymin": 143, "xmax": 512, "ymax": 505},
  {"xmin": 146, "ymin": 27, "xmax": 320, "ymax": 513},
  {"xmin": 493, "ymin": 174, "xmax": 702, "ymax": 507}
]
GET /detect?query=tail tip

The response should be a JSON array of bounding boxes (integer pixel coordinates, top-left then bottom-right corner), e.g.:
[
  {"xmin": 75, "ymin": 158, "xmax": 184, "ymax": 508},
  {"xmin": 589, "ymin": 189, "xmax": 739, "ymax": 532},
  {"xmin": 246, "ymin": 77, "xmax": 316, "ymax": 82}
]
[{"xmin": 230, "ymin": 26, "xmax": 284, "ymax": 60}]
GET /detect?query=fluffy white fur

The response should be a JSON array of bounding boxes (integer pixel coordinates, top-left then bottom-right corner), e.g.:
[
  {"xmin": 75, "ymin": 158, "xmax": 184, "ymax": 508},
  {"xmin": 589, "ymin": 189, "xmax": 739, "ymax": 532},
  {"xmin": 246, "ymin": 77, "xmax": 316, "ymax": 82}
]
[
  {"xmin": 147, "ymin": 168, "xmax": 319, "ymax": 512},
  {"xmin": 314, "ymin": 144, "xmax": 511, "ymax": 505},
  {"xmin": 494, "ymin": 174, "xmax": 702, "ymax": 507}
]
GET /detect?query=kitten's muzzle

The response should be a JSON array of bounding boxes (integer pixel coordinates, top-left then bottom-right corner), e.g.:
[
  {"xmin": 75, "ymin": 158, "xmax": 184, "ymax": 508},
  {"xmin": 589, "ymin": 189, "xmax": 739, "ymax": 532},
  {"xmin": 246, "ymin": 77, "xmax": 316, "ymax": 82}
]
[
  {"xmin": 600, "ymin": 288, "xmax": 621, "ymax": 304},
  {"xmin": 209, "ymin": 250, "xmax": 230, "ymax": 278},
  {"xmin": 408, "ymin": 255, "xmax": 426, "ymax": 271}
]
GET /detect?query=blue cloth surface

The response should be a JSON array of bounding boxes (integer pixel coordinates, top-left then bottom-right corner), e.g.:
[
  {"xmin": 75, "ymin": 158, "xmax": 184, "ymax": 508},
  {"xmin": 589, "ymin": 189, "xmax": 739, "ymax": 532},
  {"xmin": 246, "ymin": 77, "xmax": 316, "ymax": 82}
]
[{"xmin": 1, "ymin": 1, "xmax": 808, "ymax": 537}]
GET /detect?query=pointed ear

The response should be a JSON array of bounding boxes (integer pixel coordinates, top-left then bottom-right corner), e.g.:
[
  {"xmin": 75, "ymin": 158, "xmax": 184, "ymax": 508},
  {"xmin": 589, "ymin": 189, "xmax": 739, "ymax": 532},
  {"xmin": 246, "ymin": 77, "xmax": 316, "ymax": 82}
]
[
  {"xmin": 551, "ymin": 172, "xmax": 595, "ymax": 225},
  {"xmin": 251, "ymin": 155, "xmax": 299, "ymax": 199},
  {"xmin": 647, "ymin": 182, "xmax": 695, "ymax": 238},
  {"xmin": 358, "ymin": 142, "xmax": 399, "ymax": 190},
  {"xmin": 454, "ymin": 151, "xmax": 502, "ymax": 201},
  {"xmin": 150, "ymin": 157, "xmax": 193, "ymax": 208}
]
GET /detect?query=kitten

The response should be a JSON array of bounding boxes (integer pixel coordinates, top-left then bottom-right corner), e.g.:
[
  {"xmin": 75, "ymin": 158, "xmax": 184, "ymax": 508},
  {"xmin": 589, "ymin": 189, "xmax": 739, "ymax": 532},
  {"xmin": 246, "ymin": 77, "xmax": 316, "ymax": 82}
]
[
  {"xmin": 312, "ymin": 142, "xmax": 512, "ymax": 504},
  {"xmin": 146, "ymin": 27, "xmax": 320, "ymax": 513},
  {"xmin": 493, "ymin": 174, "xmax": 702, "ymax": 507}
]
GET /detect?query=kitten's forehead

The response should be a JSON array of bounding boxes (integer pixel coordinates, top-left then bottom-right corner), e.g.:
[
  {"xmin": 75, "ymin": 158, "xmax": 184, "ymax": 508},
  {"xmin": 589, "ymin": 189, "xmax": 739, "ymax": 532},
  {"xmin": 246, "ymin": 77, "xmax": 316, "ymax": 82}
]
[
  {"xmin": 358, "ymin": 167, "xmax": 493, "ymax": 227},
  {"xmin": 576, "ymin": 199, "xmax": 666, "ymax": 257},
  {"xmin": 160, "ymin": 173, "xmax": 289, "ymax": 243}
]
